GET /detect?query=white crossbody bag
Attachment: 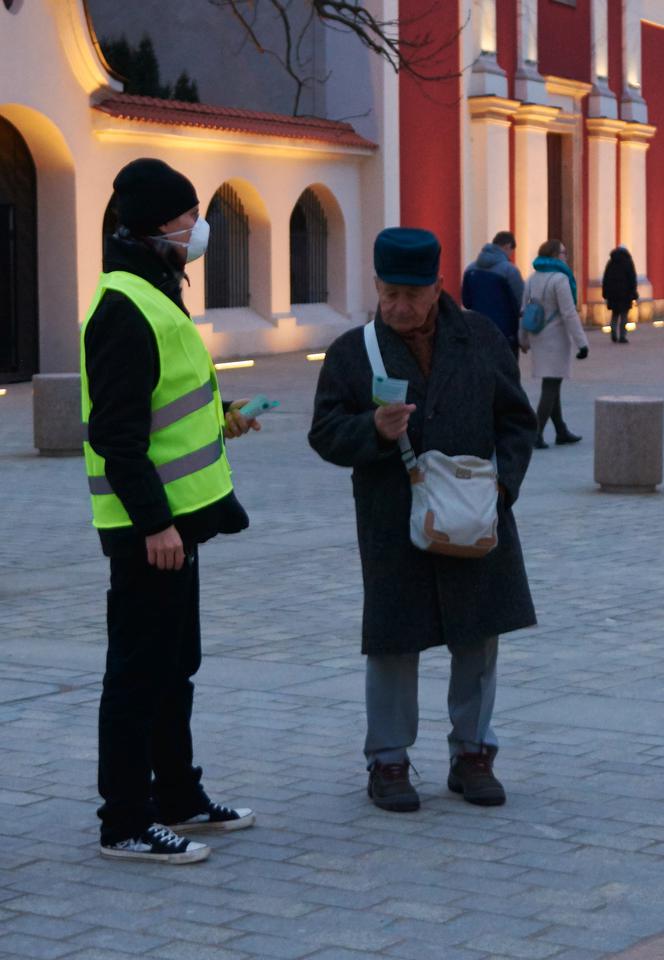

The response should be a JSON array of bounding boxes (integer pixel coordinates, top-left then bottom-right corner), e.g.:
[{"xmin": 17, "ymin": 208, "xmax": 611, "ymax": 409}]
[{"xmin": 364, "ymin": 321, "xmax": 499, "ymax": 559}]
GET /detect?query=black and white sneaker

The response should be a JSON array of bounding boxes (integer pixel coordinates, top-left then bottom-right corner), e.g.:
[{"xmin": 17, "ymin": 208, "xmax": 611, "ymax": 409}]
[
  {"xmin": 167, "ymin": 799, "xmax": 256, "ymax": 833},
  {"xmin": 100, "ymin": 823, "xmax": 210, "ymax": 863}
]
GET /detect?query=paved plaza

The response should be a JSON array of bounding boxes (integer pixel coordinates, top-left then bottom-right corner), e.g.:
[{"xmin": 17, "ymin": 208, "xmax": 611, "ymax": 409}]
[{"xmin": 2, "ymin": 324, "xmax": 664, "ymax": 960}]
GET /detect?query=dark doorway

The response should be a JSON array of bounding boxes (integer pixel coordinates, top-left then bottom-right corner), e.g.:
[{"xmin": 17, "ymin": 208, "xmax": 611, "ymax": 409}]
[
  {"xmin": 547, "ymin": 132, "xmax": 574, "ymax": 270},
  {"xmin": 290, "ymin": 188, "xmax": 327, "ymax": 304},
  {"xmin": 205, "ymin": 184, "xmax": 249, "ymax": 308},
  {"xmin": 0, "ymin": 116, "xmax": 38, "ymax": 383}
]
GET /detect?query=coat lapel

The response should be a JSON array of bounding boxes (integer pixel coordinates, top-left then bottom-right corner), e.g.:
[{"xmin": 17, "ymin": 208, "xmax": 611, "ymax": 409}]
[
  {"xmin": 374, "ymin": 311, "xmax": 428, "ymax": 400},
  {"xmin": 425, "ymin": 294, "xmax": 470, "ymax": 414}
]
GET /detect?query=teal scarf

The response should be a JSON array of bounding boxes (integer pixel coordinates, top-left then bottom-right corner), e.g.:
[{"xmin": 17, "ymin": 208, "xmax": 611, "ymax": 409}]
[{"xmin": 533, "ymin": 256, "xmax": 577, "ymax": 305}]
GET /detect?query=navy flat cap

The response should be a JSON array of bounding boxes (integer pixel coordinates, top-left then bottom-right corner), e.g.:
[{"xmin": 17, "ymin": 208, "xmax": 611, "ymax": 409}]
[{"xmin": 374, "ymin": 227, "xmax": 441, "ymax": 286}]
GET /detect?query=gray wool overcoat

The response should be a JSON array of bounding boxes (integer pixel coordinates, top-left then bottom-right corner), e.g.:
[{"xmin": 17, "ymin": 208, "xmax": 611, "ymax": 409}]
[{"xmin": 308, "ymin": 293, "xmax": 538, "ymax": 656}]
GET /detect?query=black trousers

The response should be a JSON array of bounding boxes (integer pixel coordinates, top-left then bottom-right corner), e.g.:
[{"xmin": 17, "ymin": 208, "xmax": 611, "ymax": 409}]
[
  {"xmin": 98, "ymin": 547, "xmax": 207, "ymax": 844},
  {"xmin": 536, "ymin": 377, "xmax": 566, "ymax": 437},
  {"xmin": 611, "ymin": 310, "xmax": 628, "ymax": 341}
]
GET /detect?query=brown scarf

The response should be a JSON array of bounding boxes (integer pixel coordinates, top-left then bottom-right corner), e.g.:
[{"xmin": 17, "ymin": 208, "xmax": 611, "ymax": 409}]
[{"xmin": 399, "ymin": 304, "xmax": 437, "ymax": 378}]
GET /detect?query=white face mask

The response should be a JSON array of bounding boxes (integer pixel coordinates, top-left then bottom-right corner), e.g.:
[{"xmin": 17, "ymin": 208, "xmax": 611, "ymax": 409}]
[{"xmin": 152, "ymin": 216, "xmax": 210, "ymax": 262}]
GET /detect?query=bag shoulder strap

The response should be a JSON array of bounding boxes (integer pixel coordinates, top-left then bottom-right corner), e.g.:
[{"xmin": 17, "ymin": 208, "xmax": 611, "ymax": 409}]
[
  {"xmin": 362, "ymin": 321, "xmax": 417, "ymax": 471},
  {"xmin": 363, "ymin": 320, "xmax": 387, "ymax": 378}
]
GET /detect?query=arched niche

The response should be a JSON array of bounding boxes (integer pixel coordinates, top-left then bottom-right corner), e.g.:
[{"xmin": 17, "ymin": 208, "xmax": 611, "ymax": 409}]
[
  {"xmin": 290, "ymin": 183, "xmax": 346, "ymax": 314},
  {"xmin": 0, "ymin": 115, "xmax": 37, "ymax": 382},
  {"xmin": 205, "ymin": 178, "xmax": 271, "ymax": 319},
  {"xmin": 0, "ymin": 104, "xmax": 77, "ymax": 374}
]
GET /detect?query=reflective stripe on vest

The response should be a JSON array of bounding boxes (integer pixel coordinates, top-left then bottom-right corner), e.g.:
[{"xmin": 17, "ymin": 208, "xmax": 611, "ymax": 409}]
[
  {"xmin": 81, "ymin": 380, "xmax": 214, "ymax": 442},
  {"xmin": 88, "ymin": 435, "xmax": 222, "ymax": 495}
]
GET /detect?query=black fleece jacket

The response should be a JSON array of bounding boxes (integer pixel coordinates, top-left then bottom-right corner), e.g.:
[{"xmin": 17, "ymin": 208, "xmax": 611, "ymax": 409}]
[{"xmin": 85, "ymin": 234, "xmax": 248, "ymax": 557}]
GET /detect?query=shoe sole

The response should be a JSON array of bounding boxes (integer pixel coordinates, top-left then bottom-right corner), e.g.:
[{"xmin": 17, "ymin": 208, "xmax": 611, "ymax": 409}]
[
  {"xmin": 372, "ymin": 797, "xmax": 421, "ymax": 812},
  {"xmin": 447, "ymin": 775, "xmax": 505, "ymax": 807},
  {"xmin": 100, "ymin": 844, "xmax": 211, "ymax": 864},
  {"xmin": 368, "ymin": 784, "xmax": 420, "ymax": 813},
  {"xmin": 170, "ymin": 811, "xmax": 256, "ymax": 833}
]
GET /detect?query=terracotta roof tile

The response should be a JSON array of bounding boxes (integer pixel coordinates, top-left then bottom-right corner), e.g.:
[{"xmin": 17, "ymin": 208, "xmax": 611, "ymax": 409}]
[{"xmin": 93, "ymin": 93, "xmax": 377, "ymax": 150}]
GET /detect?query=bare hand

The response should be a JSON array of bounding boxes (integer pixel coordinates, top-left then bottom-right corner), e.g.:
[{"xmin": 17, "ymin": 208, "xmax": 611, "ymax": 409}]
[
  {"xmin": 225, "ymin": 399, "xmax": 262, "ymax": 439},
  {"xmin": 374, "ymin": 403, "xmax": 416, "ymax": 442},
  {"xmin": 146, "ymin": 525, "xmax": 185, "ymax": 571}
]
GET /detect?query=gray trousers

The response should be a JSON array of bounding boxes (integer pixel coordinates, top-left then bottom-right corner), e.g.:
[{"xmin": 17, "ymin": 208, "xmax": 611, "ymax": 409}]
[{"xmin": 364, "ymin": 636, "xmax": 498, "ymax": 767}]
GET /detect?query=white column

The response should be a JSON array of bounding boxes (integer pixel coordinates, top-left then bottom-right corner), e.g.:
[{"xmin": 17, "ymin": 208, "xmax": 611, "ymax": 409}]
[
  {"xmin": 621, "ymin": 0, "xmax": 648, "ymax": 123},
  {"xmin": 588, "ymin": 0, "xmax": 617, "ymax": 118},
  {"xmin": 620, "ymin": 123, "xmax": 656, "ymax": 302},
  {"xmin": 512, "ymin": 104, "xmax": 561, "ymax": 277},
  {"xmin": 270, "ymin": 217, "xmax": 292, "ymax": 318},
  {"xmin": 514, "ymin": 0, "xmax": 548, "ymax": 104},
  {"xmin": 469, "ymin": 0, "xmax": 508, "ymax": 97},
  {"xmin": 585, "ymin": 118, "xmax": 624, "ymax": 322},
  {"xmin": 468, "ymin": 97, "xmax": 519, "ymax": 257}
]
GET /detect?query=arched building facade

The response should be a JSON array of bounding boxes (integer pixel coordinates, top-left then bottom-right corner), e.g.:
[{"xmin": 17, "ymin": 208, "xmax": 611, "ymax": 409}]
[
  {"xmin": 400, "ymin": 0, "xmax": 664, "ymax": 325},
  {"xmin": 0, "ymin": 0, "xmax": 397, "ymax": 382}
]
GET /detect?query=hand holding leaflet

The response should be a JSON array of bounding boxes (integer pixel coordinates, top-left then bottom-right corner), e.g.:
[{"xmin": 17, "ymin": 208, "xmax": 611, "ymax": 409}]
[
  {"xmin": 238, "ymin": 394, "xmax": 280, "ymax": 418},
  {"xmin": 372, "ymin": 375, "xmax": 409, "ymax": 406}
]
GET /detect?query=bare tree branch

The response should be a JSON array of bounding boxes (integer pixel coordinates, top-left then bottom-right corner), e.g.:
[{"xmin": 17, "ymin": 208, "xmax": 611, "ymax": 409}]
[{"xmin": 207, "ymin": 0, "xmax": 465, "ymax": 115}]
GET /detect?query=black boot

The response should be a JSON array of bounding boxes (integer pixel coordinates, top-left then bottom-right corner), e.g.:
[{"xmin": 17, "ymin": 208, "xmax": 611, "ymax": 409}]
[
  {"xmin": 534, "ymin": 435, "xmax": 549, "ymax": 449},
  {"xmin": 555, "ymin": 430, "xmax": 582, "ymax": 445}
]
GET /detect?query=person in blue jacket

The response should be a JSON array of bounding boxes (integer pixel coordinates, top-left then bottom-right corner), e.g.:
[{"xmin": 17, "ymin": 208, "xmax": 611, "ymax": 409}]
[{"xmin": 462, "ymin": 231, "xmax": 525, "ymax": 358}]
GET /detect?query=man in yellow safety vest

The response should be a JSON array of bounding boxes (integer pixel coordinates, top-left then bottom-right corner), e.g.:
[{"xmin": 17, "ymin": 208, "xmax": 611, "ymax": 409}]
[{"xmin": 82, "ymin": 158, "xmax": 259, "ymax": 864}]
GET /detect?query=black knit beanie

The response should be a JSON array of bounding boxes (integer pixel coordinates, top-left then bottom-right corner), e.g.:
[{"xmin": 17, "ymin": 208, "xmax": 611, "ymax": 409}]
[{"xmin": 112, "ymin": 158, "xmax": 199, "ymax": 236}]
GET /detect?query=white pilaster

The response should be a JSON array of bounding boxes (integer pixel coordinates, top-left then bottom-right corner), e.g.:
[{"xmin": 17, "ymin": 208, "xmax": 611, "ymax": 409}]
[
  {"xmin": 621, "ymin": 0, "xmax": 648, "ymax": 122},
  {"xmin": 469, "ymin": 0, "xmax": 508, "ymax": 97},
  {"xmin": 585, "ymin": 118, "xmax": 624, "ymax": 321},
  {"xmin": 588, "ymin": 0, "xmax": 618, "ymax": 118},
  {"xmin": 514, "ymin": 0, "xmax": 548, "ymax": 105},
  {"xmin": 270, "ymin": 217, "xmax": 293, "ymax": 318},
  {"xmin": 619, "ymin": 122, "xmax": 656, "ymax": 301},
  {"xmin": 513, "ymin": 104, "xmax": 561, "ymax": 277},
  {"xmin": 468, "ymin": 97, "xmax": 519, "ymax": 258}
]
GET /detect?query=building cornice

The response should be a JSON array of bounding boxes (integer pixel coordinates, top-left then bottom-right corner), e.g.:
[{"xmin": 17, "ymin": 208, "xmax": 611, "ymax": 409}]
[
  {"xmin": 620, "ymin": 122, "xmax": 657, "ymax": 144},
  {"xmin": 544, "ymin": 75, "xmax": 593, "ymax": 101},
  {"xmin": 513, "ymin": 103, "xmax": 561, "ymax": 131},
  {"xmin": 468, "ymin": 96, "xmax": 520, "ymax": 124},
  {"xmin": 586, "ymin": 117, "xmax": 627, "ymax": 141}
]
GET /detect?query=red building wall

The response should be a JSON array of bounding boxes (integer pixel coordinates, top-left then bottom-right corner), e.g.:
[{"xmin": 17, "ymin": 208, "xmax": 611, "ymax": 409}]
[
  {"xmin": 642, "ymin": 22, "xmax": 664, "ymax": 299},
  {"xmin": 537, "ymin": 0, "xmax": 591, "ymax": 82},
  {"xmin": 496, "ymin": 0, "xmax": 518, "ymax": 235},
  {"xmin": 496, "ymin": 0, "xmax": 518, "ymax": 95},
  {"xmin": 607, "ymin": 0, "xmax": 623, "ymax": 100},
  {"xmin": 399, "ymin": 0, "xmax": 461, "ymax": 296}
]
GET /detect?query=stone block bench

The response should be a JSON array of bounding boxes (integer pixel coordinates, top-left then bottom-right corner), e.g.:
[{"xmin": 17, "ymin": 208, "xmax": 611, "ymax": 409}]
[
  {"xmin": 594, "ymin": 395, "xmax": 663, "ymax": 492},
  {"xmin": 33, "ymin": 373, "xmax": 83, "ymax": 456}
]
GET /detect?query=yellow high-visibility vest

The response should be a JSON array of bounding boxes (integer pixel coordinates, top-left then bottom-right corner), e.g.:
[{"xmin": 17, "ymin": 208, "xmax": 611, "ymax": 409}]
[{"xmin": 81, "ymin": 271, "xmax": 232, "ymax": 529}]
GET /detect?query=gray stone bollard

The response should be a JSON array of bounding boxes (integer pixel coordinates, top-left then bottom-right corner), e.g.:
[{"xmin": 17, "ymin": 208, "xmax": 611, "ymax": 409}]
[
  {"xmin": 594, "ymin": 395, "xmax": 664, "ymax": 492},
  {"xmin": 33, "ymin": 373, "xmax": 83, "ymax": 456}
]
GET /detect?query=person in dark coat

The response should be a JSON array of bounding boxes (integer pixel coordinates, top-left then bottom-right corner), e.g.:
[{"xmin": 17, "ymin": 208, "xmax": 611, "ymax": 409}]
[
  {"xmin": 309, "ymin": 228, "xmax": 537, "ymax": 814},
  {"xmin": 462, "ymin": 231, "xmax": 524, "ymax": 358},
  {"xmin": 84, "ymin": 159, "xmax": 259, "ymax": 863},
  {"xmin": 602, "ymin": 246, "xmax": 638, "ymax": 343}
]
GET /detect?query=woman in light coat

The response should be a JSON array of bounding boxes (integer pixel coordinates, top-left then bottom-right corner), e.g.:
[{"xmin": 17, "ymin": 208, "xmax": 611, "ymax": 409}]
[{"xmin": 520, "ymin": 238, "xmax": 589, "ymax": 449}]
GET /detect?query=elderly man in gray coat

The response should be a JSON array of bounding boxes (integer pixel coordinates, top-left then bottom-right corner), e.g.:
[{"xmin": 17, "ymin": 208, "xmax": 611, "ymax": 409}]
[{"xmin": 309, "ymin": 228, "xmax": 537, "ymax": 813}]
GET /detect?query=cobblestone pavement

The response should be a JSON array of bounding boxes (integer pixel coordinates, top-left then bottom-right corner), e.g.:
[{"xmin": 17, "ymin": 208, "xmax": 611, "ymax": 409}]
[{"xmin": 2, "ymin": 323, "xmax": 664, "ymax": 960}]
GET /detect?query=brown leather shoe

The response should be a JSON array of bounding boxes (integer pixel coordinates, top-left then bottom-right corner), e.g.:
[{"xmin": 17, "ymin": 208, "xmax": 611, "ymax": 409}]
[
  {"xmin": 448, "ymin": 753, "xmax": 506, "ymax": 806},
  {"xmin": 368, "ymin": 760, "xmax": 420, "ymax": 812}
]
